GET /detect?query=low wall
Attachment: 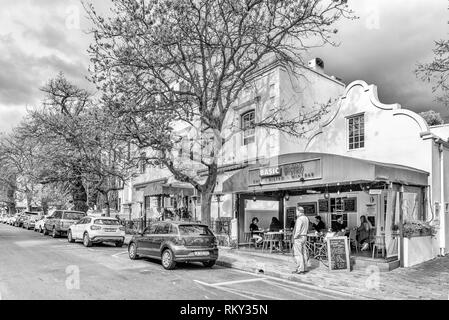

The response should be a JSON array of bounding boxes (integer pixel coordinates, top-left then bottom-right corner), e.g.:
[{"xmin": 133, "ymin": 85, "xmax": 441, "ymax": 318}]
[{"xmin": 403, "ymin": 236, "xmax": 437, "ymax": 267}]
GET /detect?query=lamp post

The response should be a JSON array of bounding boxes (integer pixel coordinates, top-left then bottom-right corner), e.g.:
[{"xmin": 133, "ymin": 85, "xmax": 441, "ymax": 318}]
[{"xmin": 215, "ymin": 194, "xmax": 222, "ymax": 220}]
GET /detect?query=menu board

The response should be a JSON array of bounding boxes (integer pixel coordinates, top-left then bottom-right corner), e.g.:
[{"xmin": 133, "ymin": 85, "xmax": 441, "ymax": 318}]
[
  {"xmin": 326, "ymin": 236, "xmax": 351, "ymax": 272},
  {"xmin": 286, "ymin": 207, "xmax": 296, "ymax": 229},
  {"xmin": 297, "ymin": 202, "xmax": 317, "ymax": 216},
  {"xmin": 318, "ymin": 199, "xmax": 329, "ymax": 213},
  {"xmin": 343, "ymin": 198, "xmax": 357, "ymax": 212}
]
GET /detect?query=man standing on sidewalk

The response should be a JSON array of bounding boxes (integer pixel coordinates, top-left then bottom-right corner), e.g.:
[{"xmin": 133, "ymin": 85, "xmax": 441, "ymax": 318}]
[{"xmin": 292, "ymin": 206, "xmax": 310, "ymax": 274}]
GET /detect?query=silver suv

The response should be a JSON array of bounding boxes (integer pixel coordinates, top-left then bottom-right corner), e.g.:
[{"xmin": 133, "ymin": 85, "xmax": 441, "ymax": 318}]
[{"xmin": 44, "ymin": 210, "xmax": 86, "ymax": 238}]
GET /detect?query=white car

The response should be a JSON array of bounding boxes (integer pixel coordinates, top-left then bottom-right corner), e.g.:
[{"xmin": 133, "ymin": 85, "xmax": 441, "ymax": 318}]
[
  {"xmin": 0, "ymin": 213, "xmax": 9, "ymax": 223},
  {"xmin": 7, "ymin": 214, "xmax": 19, "ymax": 225},
  {"xmin": 68, "ymin": 216, "xmax": 125, "ymax": 247},
  {"xmin": 34, "ymin": 214, "xmax": 52, "ymax": 233}
]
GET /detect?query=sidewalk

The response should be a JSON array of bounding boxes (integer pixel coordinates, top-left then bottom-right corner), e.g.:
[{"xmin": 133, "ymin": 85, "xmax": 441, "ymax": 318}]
[{"xmin": 216, "ymin": 247, "xmax": 449, "ymax": 300}]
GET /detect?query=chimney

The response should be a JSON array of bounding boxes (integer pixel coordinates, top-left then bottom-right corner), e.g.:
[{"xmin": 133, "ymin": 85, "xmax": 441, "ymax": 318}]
[{"xmin": 308, "ymin": 58, "xmax": 324, "ymax": 74}]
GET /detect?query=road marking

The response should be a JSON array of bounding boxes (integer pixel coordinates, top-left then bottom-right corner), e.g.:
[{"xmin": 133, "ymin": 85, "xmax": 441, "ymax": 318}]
[
  {"xmin": 112, "ymin": 251, "xmax": 128, "ymax": 258},
  {"xmin": 228, "ymin": 268, "xmax": 374, "ymax": 300},
  {"xmin": 200, "ymin": 278, "xmax": 267, "ymax": 287},
  {"xmin": 194, "ymin": 280, "xmax": 257, "ymax": 300}
]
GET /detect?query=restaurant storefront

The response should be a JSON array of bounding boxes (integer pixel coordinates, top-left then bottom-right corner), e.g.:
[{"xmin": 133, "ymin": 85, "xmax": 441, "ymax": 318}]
[
  {"xmin": 223, "ymin": 152, "xmax": 429, "ymax": 268},
  {"xmin": 133, "ymin": 177, "xmax": 196, "ymax": 227}
]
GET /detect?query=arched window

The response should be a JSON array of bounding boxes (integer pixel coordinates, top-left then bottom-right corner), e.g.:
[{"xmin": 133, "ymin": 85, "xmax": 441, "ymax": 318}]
[{"xmin": 241, "ymin": 110, "xmax": 255, "ymax": 145}]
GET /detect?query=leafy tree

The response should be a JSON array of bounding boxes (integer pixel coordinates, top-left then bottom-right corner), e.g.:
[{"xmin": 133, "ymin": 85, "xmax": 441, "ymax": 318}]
[
  {"xmin": 15, "ymin": 74, "xmax": 138, "ymax": 215},
  {"xmin": 419, "ymin": 110, "xmax": 444, "ymax": 126},
  {"xmin": 86, "ymin": 0, "xmax": 353, "ymax": 226}
]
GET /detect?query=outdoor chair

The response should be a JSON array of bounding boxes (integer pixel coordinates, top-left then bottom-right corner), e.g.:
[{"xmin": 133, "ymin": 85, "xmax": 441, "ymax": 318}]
[
  {"xmin": 243, "ymin": 232, "xmax": 257, "ymax": 249},
  {"xmin": 283, "ymin": 231, "xmax": 293, "ymax": 252},
  {"xmin": 262, "ymin": 232, "xmax": 283, "ymax": 253},
  {"xmin": 372, "ymin": 235, "xmax": 386, "ymax": 259},
  {"xmin": 349, "ymin": 229, "xmax": 359, "ymax": 253}
]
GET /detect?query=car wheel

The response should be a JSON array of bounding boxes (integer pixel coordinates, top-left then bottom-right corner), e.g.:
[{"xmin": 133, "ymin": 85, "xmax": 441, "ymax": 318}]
[
  {"xmin": 83, "ymin": 233, "xmax": 92, "ymax": 247},
  {"xmin": 128, "ymin": 243, "xmax": 139, "ymax": 260},
  {"xmin": 161, "ymin": 249, "xmax": 176, "ymax": 270},
  {"xmin": 68, "ymin": 230, "xmax": 75, "ymax": 243},
  {"xmin": 202, "ymin": 260, "xmax": 216, "ymax": 268},
  {"xmin": 52, "ymin": 227, "xmax": 58, "ymax": 238},
  {"xmin": 115, "ymin": 241, "xmax": 124, "ymax": 248}
]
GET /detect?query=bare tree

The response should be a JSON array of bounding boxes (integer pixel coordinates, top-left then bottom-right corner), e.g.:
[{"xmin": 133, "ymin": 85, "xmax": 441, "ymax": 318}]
[
  {"xmin": 86, "ymin": 0, "xmax": 353, "ymax": 226},
  {"xmin": 416, "ymin": 3, "xmax": 449, "ymax": 107}
]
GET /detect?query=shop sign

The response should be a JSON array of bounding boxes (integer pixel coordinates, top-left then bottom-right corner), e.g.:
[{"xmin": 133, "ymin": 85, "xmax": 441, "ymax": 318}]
[
  {"xmin": 249, "ymin": 158, "xmax": 322, "ymax": 186},
  {"xmin": 259, "ymin": 167, "xmax": 281, "ymax": 178}
]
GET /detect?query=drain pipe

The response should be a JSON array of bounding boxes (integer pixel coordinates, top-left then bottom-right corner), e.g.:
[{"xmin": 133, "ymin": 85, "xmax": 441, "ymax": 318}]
[{"xmin": 438, "ymin": 142, "xmax": 446, "ymax": 256}]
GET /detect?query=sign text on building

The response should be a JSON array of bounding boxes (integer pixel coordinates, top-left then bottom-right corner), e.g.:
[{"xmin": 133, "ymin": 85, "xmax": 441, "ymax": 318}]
[{"xmin": 249, "ymin": 159, "xmax": 322, "ymax": 186}]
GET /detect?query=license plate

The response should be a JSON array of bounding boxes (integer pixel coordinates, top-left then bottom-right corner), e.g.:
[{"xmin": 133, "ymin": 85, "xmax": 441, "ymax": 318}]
[
  {"xmin": 194, "ymin": 251, "xmax": 209, "ymax": 256},
  {"xmin": 104, "ymin": 228, "xmax": 116, "ymax": 232}
]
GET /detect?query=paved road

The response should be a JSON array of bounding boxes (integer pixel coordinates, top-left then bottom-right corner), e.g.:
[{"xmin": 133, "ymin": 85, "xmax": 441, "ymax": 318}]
[{"xmin": 0, "ymin": 223, "xmax": 360, "ymax": 300}]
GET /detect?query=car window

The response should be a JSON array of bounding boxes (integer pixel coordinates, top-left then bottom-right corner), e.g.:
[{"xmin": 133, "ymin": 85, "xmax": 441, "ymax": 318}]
[
  {"xmin": 144, "ymin": 224, "xmax": 157, "ymax": 235},
  {"xmin": 53, "ymin": 211, "xmax": 62, "ymax": 219},
  {"xmin": 155, "ymin": 223, "xmax": 170, "ymax": 234},
  {"xmin": 178, "ymin": 225, "xmax": 213, "ymax": 236},
  {"xmin": 63, "ymin": 212, "xmax": 85, "ymax": 220},
  {"xmin": 94, "ymin": 219, "xmax": 120, "ymax": 225}
]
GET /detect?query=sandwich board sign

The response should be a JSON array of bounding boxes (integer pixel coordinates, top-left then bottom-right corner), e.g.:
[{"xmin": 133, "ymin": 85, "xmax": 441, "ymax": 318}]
[{"xmin": 326, "ymin": 236, "xmax": 351, "ymax": 272}]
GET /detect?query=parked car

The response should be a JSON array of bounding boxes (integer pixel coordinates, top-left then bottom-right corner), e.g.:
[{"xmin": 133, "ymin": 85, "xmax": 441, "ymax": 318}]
[
  {"xmin": 22, "ymin": 211, "xmax": 42, "ymax": 230},
  {"xmin": 128, "ymin": 221, "xmax": 218, "ymax": 270},
  {"xmin": 34, "ymin": 214, "xmax": 52, "ymax": 233},
  {"xmin": 7, "ymin": 214, "xmax": 18, "ymax": 225},
  {"xmin": 0, "ymin": 213, "xmax": 9, "ymax": 223},
  {"xmin": 14, "ymin": 213, "xmax": 27, "ymax": 227},
  {"xmin": 44, "ymin": 210, "xmax": 86, "ymax": 238},
  {"xmin": 68, "ymin": 216, "xmax": 125, "ymax": 247}
]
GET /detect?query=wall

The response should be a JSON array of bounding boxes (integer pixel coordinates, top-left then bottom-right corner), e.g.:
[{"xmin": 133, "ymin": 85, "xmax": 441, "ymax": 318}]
[
  {"xmin": 403, "ymin": 236, "xmax": 436, "ymax": 267},
  {"xmin": 302, "ymin": 81, "xmax": 433, "ymax": 174}
]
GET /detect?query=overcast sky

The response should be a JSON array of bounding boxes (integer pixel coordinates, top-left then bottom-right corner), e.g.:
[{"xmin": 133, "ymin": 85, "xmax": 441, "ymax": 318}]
[{"xmin": 0, "ymin": 0, "xmax": 448, "ymax": 132}]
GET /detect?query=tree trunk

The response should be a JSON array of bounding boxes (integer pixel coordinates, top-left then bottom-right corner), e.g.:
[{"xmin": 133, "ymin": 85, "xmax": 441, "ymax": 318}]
[
  {"xmin": 201, "ymin": 191, "xmax": 213, "ymax": 228},
  {"xmin": 71, "ymin": 178, "xmax": 88, "ymax": 213},
  {"xmin": 42, "ymin": 198, "xmax": 49, "ymax": 215},
  {"xmin": 103, "ymin": 191, "xmax": 111, "ymax": 217}
]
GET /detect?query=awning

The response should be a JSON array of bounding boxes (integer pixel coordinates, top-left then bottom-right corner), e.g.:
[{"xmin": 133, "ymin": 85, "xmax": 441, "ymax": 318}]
[
  {"xmin": 135, "ymin": 177, "xmax": 195, "ymax": 197},
  {"xmin": 223, "ymin": 152, "xmax": 429, "ymax": 193}
]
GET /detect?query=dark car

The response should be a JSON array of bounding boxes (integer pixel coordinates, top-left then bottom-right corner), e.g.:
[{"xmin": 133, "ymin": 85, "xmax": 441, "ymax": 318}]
[
  {"xmin": 128, "ymin": 221, "xmax": 219, "ymax": 270},
  {"xmin": 44, "ymin": 210, "xmax": 86, "ymax": 238}
]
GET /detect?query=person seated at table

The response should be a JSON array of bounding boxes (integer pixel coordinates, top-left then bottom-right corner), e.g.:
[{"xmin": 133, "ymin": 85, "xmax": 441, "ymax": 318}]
[
  {"xmin": 269, "ymin": 217, "xmax": 282, "ymax": 232},
  {"xmin": 332, "ymin": 215, "xmax": 349, "ymax": 236},
  {"xmin": 249, "ymin": 217, "xmax": 263, "ymax": 245},
  {"xmin": 311, "ymin": 216, "xmax": 326, "ymax": 233},
  {"xmin": 355, "ymin": 215, "xmax": 374, "ymax": 251}
]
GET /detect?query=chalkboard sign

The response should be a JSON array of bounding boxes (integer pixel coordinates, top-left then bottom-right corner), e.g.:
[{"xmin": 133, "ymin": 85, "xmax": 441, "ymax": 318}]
[
  {"xmin": 326, "ymin": 236, "xmax": 351, "ymax": 272},
  {"xmin": 297, "ymin": 202, "xmax": 317, "ymax": 216},
  {"xmin": 343, "ymin": 198, "xmax": 357, "ymax": 212},
  {"xmin": 318, "ymin": 199, "xmax": 329, "ymax": 213},
  {"xmin": 286, "ymin": 207, "xmax": 296, "ymax": 229}
]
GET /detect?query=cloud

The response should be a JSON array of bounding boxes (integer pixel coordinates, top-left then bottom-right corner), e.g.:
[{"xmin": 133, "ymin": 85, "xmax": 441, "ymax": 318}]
[{"xmin": 310, "ymin": 0, "xmax": 449, "ymax": 117}]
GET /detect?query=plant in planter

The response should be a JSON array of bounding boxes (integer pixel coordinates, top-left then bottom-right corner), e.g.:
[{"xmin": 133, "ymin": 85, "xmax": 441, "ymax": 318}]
[{"xmin": 402, "ymin": 220, "xmax": 437, "ymax": 239}]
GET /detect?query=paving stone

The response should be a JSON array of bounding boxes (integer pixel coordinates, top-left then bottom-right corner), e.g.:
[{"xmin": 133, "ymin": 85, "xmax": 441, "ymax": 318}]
[{"xmin": 217, "ymin": 248, "xmax": 449, "ymax": 300}]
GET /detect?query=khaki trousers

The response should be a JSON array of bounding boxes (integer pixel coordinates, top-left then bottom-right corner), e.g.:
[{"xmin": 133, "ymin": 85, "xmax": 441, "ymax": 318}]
[{"xmin": 293, "ymin": 238, "xmax": 308, "ymax": 272}]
